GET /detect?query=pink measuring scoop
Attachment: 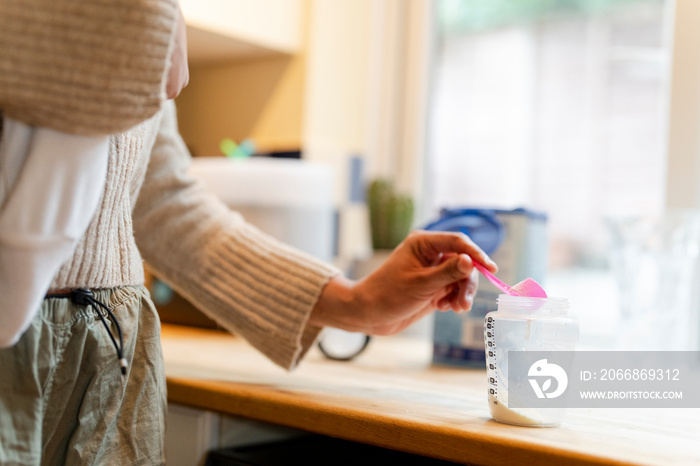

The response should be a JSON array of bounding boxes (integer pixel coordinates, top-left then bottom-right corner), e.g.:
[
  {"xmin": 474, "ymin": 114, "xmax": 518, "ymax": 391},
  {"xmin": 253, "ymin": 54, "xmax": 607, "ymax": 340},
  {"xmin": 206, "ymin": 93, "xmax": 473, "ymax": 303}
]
[{"xmin": 473, "ymin": 262, "xmax": 547, "ymax": 298}]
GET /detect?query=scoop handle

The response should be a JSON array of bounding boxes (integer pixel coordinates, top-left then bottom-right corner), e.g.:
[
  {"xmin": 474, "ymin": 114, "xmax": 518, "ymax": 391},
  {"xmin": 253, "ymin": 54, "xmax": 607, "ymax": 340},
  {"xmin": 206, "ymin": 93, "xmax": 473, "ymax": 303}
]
[{"xmin": 473, "ymin": 262, "xmax": 516, "ymax": 296}]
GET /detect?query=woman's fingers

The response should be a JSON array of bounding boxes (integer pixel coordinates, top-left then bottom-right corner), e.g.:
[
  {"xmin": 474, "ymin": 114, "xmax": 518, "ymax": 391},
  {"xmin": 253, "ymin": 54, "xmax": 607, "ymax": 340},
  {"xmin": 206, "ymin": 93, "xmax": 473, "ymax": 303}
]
[
  {"xmin": 419, "ymin": 253, "xmax": 473, "ymax": 291},
  {"xmin": 410, "ymin": 231, "xmax": 497, "ymax": 272},
  {"xmin": 434, "ymin": 268, "xmax": 479, "ymax": 312}
]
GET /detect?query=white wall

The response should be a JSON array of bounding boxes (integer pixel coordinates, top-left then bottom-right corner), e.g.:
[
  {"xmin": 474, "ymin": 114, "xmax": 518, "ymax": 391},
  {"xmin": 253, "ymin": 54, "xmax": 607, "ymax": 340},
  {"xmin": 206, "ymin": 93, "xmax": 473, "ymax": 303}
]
[
  {"xmin": 665, "ymin": 0, "xmax": 700, "ymax": 209},
  {"xmin": 302, "ymin": 0, "xmax": 432, "ymax": 206},
  {"xmin": 302, "ymin": 0, "xmax": 373, "ymax": 177}
]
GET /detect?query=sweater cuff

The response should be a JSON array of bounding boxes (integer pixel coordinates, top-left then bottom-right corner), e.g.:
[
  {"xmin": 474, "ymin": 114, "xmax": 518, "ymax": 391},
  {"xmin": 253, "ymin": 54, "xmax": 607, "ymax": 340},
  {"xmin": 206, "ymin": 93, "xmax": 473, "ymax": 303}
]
[{"xmin": 178, "ymin": 221, "xmax": 340, "ymax": 370}]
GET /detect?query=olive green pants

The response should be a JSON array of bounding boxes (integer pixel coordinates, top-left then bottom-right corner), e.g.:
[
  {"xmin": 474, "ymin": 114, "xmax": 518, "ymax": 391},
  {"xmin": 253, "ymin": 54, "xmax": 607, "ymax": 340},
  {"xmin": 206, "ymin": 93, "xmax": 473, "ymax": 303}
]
[{"xmin": 0, "ymin": 286, "xmax": 167, "ymax": 465}]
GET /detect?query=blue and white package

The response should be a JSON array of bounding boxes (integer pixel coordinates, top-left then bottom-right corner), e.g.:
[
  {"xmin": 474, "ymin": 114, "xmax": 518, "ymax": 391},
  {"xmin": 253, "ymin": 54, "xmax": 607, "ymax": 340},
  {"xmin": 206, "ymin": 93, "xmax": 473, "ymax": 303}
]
[{"xmin": 425, "ymin": 207, "xmax": 548, "ymax": 368}]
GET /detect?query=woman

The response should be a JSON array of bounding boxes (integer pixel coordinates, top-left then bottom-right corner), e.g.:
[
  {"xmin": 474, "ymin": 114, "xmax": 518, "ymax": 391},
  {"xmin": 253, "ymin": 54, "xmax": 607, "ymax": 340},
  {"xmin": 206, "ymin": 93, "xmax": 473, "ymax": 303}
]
[{"xmin": 0, "ymin": 1, "xmax": 495, "ymax": 464}]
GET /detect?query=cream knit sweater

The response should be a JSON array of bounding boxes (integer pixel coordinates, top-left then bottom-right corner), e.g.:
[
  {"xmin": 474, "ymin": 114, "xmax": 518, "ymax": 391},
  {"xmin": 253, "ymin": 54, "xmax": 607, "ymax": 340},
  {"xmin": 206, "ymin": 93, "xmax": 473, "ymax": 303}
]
[
  {"xmin": 0, "ymin": 0, "xmax": 178, "ymax": 135},
  {"xmin": 0, "ymin": 0, "xmax": 339, "ymax": 370},
  {"xmin": 68, "ymin": 102, "xmax": 338, "ymax": 368},
  {"xmin": 65, "ymin": 103, "xmax": 338, "ymax": 369}
]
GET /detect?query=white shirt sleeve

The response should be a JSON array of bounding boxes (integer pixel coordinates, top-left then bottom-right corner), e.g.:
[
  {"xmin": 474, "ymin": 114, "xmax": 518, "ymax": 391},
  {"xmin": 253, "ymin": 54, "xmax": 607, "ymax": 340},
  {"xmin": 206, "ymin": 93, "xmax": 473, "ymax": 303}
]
[{"xmin": 0, "ymin": 116, "xmax": 109, "ymax": 347}]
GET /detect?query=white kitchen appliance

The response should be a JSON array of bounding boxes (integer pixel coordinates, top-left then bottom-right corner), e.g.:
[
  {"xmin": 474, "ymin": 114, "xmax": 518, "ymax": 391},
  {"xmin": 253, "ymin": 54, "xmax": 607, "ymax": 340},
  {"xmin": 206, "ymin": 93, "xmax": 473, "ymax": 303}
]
[{"xmin": 188, "ymin": 157, "xmax": 335, "ymax": 262}]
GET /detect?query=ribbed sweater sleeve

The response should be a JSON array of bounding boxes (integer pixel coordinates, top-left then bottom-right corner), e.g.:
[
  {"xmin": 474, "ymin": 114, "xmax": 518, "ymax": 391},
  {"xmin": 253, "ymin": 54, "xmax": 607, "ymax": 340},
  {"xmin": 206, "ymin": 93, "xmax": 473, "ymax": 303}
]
[
  {"xmin": 0, "ymin": 0, "xmax": 179, "ymax": 135},
  {"xmin": 132, "ymin": 102, "xmax": 340, "ymax": 370}
]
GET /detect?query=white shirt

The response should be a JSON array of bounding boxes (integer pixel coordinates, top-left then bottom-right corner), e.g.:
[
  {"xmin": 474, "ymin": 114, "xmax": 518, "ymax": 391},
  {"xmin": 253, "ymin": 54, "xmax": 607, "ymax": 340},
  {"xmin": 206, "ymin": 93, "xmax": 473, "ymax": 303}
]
[{"xmin": 0, "ymin": 116, "xmax": 109, "ymax": 346}]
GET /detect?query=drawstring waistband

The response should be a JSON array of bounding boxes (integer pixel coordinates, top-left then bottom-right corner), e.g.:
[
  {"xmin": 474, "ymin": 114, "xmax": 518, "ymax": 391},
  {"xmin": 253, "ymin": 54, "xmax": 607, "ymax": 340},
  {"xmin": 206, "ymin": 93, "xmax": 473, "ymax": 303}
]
[{"xmin": 45, "ymin": 288, "xmax": 128, "ymax": 375}]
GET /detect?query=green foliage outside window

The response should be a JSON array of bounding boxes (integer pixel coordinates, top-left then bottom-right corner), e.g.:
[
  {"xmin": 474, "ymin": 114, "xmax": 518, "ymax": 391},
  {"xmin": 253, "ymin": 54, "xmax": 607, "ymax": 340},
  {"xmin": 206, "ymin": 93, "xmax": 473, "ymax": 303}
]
[{"xmin": 438, "ymin": 0, "xmax": 664, "ymax": 33}]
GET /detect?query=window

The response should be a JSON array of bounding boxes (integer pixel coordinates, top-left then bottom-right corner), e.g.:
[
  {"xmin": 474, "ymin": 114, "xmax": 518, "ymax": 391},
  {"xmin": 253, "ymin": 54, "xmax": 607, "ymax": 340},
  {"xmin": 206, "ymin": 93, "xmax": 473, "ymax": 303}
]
[{"xmin": 426, "ymin": 0, "xmax": 672, "ymax": 348}]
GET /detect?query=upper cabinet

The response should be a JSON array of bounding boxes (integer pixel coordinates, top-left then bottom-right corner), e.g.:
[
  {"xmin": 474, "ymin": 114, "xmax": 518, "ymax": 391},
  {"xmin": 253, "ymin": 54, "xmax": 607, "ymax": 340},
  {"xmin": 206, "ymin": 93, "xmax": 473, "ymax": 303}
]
[{"xmin": 180, "ymin": 0, "xmax": 303, "ymax": 64}]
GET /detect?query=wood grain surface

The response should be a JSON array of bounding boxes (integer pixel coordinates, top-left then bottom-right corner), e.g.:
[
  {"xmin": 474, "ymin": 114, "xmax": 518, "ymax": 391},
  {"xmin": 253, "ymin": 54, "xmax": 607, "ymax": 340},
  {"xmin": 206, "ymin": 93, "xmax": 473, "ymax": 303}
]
[{"xmin": 161, "ymin": 324, "xmax": 700, "ymax": 466}]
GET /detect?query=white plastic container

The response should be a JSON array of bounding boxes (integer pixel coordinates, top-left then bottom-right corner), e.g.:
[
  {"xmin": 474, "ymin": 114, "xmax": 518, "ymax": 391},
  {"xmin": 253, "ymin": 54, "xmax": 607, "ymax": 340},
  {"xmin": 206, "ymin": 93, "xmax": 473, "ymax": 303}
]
[
  {"xmin": 484, "ymin": 295, "xmax": 579, "ymax": 427},
  {"xmin": 188, "ymin": 157, "xmax": 335, "ymax": 262}
]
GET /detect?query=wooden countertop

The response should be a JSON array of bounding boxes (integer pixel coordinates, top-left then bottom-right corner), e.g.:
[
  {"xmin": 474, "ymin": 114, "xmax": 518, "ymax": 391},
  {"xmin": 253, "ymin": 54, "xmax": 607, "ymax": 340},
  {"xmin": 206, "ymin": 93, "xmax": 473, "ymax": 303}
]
[{"xmin": 161, "ymin": 324, "xmax": 700, "ymax": 466}]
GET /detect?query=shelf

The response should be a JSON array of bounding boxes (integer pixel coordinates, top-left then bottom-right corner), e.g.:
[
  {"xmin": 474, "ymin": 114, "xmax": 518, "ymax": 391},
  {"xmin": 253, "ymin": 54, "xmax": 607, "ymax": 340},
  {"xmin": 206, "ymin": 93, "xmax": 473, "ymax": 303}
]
[
  {"xmin": 181, "ymin": 0, "xmax": 302, "ymax": 64},
  {"xmin": 185, "ymin": 25, "xmax": 287, "ymax": 64}
]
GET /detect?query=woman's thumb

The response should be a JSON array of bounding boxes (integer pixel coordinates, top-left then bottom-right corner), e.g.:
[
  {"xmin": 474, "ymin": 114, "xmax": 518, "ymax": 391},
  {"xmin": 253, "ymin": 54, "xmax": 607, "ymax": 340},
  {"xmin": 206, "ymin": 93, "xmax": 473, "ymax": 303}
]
[{"xmin": 424, "ymin": 253, "xmax": 473, "ymax": 289}]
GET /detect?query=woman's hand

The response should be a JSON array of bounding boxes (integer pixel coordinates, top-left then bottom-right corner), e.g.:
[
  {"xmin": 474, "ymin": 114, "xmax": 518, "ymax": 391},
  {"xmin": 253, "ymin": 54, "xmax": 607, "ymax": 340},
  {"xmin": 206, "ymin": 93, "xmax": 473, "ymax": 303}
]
[{"xmin": 309, "ymin": 231, "xmax": 498, "ymax": 336}]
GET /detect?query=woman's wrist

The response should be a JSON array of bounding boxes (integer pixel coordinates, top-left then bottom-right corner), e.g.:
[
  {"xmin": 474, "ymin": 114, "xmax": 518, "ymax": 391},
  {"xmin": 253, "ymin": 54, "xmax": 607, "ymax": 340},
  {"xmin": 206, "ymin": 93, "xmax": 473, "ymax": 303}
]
[{"xmin": 309, "ymin": 275, "xmax": 366, "ymax": 332}]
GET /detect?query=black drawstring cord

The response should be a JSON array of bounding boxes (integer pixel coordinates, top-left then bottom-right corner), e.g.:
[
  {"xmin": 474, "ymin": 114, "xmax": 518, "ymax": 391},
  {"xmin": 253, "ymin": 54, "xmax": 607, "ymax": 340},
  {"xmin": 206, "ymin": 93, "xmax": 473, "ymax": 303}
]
[{"xmin": 46, "ymin": 288, "xmax": 128, "ymax": 375}]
